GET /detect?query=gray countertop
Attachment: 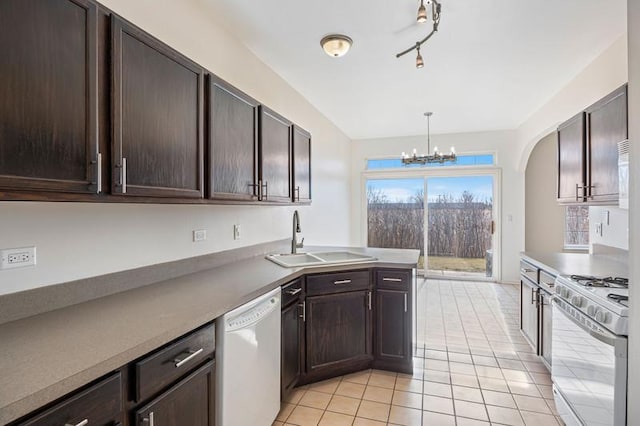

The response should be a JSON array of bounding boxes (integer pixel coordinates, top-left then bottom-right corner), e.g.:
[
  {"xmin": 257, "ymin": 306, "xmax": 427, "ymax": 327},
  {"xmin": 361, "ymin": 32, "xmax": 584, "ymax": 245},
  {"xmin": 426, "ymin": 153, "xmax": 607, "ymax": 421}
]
[
  {"xmin": 0, "ymin": 244, "xmax": 418, "ymax": 424},
  {"xmin": 521, "ymin": 251, "xmax": 628, "ymax": 278}
]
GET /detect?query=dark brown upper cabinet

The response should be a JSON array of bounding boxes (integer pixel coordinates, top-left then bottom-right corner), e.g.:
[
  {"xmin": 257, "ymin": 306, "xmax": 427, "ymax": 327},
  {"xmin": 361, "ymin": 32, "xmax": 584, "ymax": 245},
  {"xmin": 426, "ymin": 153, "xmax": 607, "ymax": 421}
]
[
  {"xmin": 111, "ymin": 16, "xmax": 204, "ymax": 198},
  {"xmin": 259, "ymin": 106, "xmax": 292, "ymax": 202},
  {"xmin": 0, "ymin": 0, "xmax": 101, "ymax": 194},
  {"xmin": 557, "ymin": 85, "xmax": 627, "ymax": 205},
  {"xmin": 585, "ymin": 85, "xmax": 627, "ymax": 203},
  {"xmin": 292, "ymin": 125, "xmax": 312, "ymax": 203},
  {"xmin": 557, "ymin": 112, "xmax": 586, "ymax": 203},
  {"xmin": 208, "ymin": 76, "xmax": 259, "ymax": 201}
]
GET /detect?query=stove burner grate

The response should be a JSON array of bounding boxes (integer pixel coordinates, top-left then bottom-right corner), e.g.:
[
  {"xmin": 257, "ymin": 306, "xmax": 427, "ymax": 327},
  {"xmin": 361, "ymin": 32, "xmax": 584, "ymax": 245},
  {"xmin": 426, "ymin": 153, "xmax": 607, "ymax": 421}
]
[
  {"xmin": 570, "ymin": 275, "xmax": 629, "ymax": 288},
  {"xmin": 607, "ymin": 293, "xmax": 629, "ymax": 303}
]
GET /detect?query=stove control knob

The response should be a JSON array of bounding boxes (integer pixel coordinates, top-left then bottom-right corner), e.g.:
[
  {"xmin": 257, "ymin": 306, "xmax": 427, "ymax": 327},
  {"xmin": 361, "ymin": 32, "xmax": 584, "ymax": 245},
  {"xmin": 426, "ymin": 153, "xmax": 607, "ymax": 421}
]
[
  {"xmin": 571, "ymin": 295, "xmax": 584, "ymax": 308},
  {"xmin": 561, "ymin": 288, "xmax": 570, "ymax": 299},
  {"xmin": 587, "ymin": 305, "xmax": 597, "ymax": 316},
  {"xmin": 555, "ymin": 286, "xmax": 562, "ymax": 295},
  {"xmin": 595, "ymin": 310, "xmax": 610, "ymax": 324}
]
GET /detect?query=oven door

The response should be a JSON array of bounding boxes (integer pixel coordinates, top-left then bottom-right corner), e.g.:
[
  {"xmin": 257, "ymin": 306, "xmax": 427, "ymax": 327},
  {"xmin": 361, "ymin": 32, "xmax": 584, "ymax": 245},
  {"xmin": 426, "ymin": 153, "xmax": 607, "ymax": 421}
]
[{"xmin": 551, "ymin": 298, "xmax": 627, "ymax": 426}]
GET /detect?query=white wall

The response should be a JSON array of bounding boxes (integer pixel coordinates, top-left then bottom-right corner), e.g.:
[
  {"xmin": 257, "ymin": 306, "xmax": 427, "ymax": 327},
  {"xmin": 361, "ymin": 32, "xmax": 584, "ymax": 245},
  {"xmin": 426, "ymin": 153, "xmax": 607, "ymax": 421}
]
[
  {"xmin": 626, "ymin": 0, "xmax": 639, "ymax": 420},
  {"xmin": 516, "ymin": 35, "xmax": 629, "ymax": 170},
  {"xmin": 525, "ymin": 133, "xmax": 565, "ymax": 253},
  {"xmin": 588, "ymin": 206, "xmax": 629, "ymax": 251},
  {"xmin": 350, "ymin": 130, "xmax": 522, "ymax": 283},
  {"xmin": 0, "ymin": 0, "xmax": 352, "ymax": 295}
]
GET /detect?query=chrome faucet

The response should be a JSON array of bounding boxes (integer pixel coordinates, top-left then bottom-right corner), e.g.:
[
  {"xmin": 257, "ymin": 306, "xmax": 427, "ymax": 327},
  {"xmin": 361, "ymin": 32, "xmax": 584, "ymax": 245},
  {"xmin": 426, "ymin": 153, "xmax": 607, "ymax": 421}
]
[{"xmin": 291, "ymin": 210, "xmax": 304, "ymax": 254}]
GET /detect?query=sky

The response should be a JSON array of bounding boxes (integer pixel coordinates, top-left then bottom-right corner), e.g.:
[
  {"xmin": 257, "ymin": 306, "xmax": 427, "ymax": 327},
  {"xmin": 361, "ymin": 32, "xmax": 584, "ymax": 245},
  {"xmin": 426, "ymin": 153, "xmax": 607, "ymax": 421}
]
[{"xmin": 367, "ymin": 176, "xmax": 494, "ymax": 203}]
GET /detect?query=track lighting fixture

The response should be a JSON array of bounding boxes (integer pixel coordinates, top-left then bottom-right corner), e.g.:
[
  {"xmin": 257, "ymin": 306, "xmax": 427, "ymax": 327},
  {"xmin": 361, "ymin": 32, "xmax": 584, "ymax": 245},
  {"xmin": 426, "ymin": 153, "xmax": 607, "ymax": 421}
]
[
  {"xmin": 397, "ymin": 0, "xmax": 442, "ymax": 69},
  {"xmin": 417, "ymin": 0, "xmax": 427, "ymax": 23}
]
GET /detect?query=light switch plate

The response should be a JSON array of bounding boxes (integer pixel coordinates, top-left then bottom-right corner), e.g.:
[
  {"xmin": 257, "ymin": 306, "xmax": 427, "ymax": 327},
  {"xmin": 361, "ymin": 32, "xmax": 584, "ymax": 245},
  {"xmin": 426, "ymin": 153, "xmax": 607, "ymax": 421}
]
[
  {"xmin": 233, "ymin": 224, "xmax": 241, "ymax": 240},
  {"xmin": 193, "ymin": 229, "xmax": 207, "ymax": 242}
]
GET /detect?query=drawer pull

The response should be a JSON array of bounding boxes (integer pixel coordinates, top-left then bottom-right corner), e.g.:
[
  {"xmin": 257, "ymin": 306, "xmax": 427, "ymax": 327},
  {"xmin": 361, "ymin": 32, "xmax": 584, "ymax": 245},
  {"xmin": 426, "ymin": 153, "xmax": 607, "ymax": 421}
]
[
  {"xmin": 382, "ymin": 277, "xmax": 403, "ymax": 282},
  {"xmin": 286, "ymin": 287, "xmax": 302, "ymax": 296},
  {"xmin": 65, "ymin": 420, "xmax": 89, "ymax": 426},
  {"xmin": 333, "ymin": 279, "xmax": 352, "ymax": 285},
  {"xmin": 174, "ymin": 348, "xmax": 204, "ymax": 368},
  {"xmin": 520, "ymin": 268, "xmax": 535, "ymax": 274},
  {"xmin": 142, "ymin": 412, "xmax": 154, "ymax": 426}
]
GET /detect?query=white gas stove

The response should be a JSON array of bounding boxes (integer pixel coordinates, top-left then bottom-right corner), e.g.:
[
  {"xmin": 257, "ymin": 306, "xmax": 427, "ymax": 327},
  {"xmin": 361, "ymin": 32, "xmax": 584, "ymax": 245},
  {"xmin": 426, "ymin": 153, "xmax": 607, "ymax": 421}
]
[
  {"xmin": 552, "ymin": 274, "xmax": 629, "ymax": 426},
  {"xmin": 553, "ymin": 274, "xmax": 628, "ymax": 336}
]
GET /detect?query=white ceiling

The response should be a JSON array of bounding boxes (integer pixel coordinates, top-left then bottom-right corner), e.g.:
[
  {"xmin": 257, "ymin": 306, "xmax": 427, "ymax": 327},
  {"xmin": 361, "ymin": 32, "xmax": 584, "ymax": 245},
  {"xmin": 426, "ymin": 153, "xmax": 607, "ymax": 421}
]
[{"xmin": 199, "ymin": 0, "xmax": 626, "ymax": 139}]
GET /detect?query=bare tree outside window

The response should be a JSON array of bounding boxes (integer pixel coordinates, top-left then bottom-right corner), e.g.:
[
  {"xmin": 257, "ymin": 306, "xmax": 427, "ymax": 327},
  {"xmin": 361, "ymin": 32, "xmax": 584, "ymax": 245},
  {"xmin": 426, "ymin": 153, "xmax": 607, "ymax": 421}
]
[{"xmin": 565, "ymin": 206, "xmax": 589, "ymax": 248}]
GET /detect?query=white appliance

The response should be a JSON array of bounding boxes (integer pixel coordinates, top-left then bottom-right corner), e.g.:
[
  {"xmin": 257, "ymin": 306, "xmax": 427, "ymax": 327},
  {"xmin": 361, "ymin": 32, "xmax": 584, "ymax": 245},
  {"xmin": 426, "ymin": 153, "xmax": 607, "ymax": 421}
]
[
  {"xmin": 552, "ymin": 275, "xmax": 628, "ymax": 426},
  {"xmin": 216, "ymin": 287, "xmax": 281, "ymax": 426},
  {"xmin": 618, "ymin": 139, "xmax": 629, "ymax": 209}
]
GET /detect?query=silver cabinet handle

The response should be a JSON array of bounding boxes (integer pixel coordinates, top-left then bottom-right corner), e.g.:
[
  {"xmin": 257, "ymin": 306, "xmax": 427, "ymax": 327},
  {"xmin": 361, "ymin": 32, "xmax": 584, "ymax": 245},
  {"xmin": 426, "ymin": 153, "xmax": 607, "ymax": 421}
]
[
  {"xmin": 286, "ymin": 287, "xmax": 302, "ymax": 296},
  {"xmin": 142, "ymin": 412, "xmax": 154, "ymax": 426},
  {"xmin": 334, "ymin": 279, "xmax": 352, "ymax": 285},
  {"xmin": 295, "ymin": 186, "xmax": 300, "ymax": 201},
  {"xmin": 94, "ymin": 152, "xmax": 102, "ymax": 194},
  {"xmin": 520, "ymin": 268, "xmax": 535, "ymax": 274},
  {"xmin": 368, "ymin": 291, "xmax": 372, "ymax": 310},
  {"xmin": 299, "ymin": 301, "xmax": 306, "ymax": 322},
  {"xmin": 404, "ymin": 293, "xmax": 408, "ymax": 312},
  {"xmin": 261, "ymin": 181, "xmax": 268, "ymax": 200},
  {"xmin": 120, "ymin": 157, "xmax": 127, "ymax": 193},
  {"xmin": 382, "ymin": 277, "xmax": 402, "ymax": 282},
  {"xmin": 65, "ymin": 420, "xmax": 89, "ymax": 426},
  {"xmin": 173, "ymin": 348, "xmax": 204, "ymax": 368}
]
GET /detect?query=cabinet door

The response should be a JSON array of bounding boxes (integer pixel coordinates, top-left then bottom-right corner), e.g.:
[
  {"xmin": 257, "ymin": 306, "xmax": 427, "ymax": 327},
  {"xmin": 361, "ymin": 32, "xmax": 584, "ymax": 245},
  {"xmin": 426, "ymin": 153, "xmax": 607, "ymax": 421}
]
[
  {"xmin": 292, "ymin": 125, "xmax": 311, "ymax": 202},
  {"xmin": 208, "ymin": 76, "xmax": 259, "ymax": 200},
  {"xmin": 520, "ymin": 278, "xmax": 539, "ymax": 352},
  {"xmin": 375, "ymin": 289, "xmax": 412, "ymax": 372},
  {"xmin": 557, "ymin": 112, "xmax": 586, "ymax": 203},
  {"xmin": 586, "ymin": 85, "xmax": 627, "ymax": 203},
  {"xmin": 112, "ymin": 16, "xmax": 204, "ymax": 198},
  {"xmin": 306, "ymin": 290, "xmax": 373, "ymax": 375},
  {"xmin": 259, "ymin": 106, "xmax": 292, "ymax": 202},
  {"xmin": 539, "ymin": 291, "xmax": 552, "ymax": 369},
  {"xmin": 135, "ymin": 361, "xmax": 214, "ymax": 426},
  {"xmin": 19, "ymin": 373, "xmax": 122, "ymax": 426},
  {"xmin": 282, "ymin": 300, "xmax": 302, "ymax": 398},
  {"xmin": 0, "ymin": 0, "xmax": 100, "ymax": 194}
]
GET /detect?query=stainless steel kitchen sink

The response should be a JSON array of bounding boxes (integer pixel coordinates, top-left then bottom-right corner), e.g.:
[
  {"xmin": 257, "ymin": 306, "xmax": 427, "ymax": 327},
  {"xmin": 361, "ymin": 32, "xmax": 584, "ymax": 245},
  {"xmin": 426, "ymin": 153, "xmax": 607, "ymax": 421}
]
[{"xmin": 265, "ymin": 251, "xmax": 377, "ymax": 268}]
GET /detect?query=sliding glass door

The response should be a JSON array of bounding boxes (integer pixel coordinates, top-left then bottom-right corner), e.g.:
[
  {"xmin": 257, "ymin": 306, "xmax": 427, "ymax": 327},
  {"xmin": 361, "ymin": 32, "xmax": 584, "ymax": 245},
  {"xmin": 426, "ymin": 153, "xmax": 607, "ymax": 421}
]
[
  {"xmin": 425, "ymin": 175, "xmax": 494, "ymax": 278},
  {"xmin": 366, "ymin": 172, "xmax": 498, "ymax": 280},
  {"xmin": 367, "ymin": 178, "xmax": 425, "ymax": 269}
]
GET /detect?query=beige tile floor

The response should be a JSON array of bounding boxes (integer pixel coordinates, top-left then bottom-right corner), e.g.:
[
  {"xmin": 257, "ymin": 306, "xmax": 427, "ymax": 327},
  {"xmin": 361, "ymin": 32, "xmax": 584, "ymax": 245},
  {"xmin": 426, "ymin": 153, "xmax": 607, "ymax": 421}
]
[{"xmin": 274, "ymin": 279, "xmax": 564, "ymax": 426}]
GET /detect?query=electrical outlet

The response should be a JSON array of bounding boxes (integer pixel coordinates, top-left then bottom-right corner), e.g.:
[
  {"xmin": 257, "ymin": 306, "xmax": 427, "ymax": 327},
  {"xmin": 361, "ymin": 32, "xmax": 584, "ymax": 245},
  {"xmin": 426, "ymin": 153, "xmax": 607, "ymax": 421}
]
[
  {"xmin": 233, "ymin": 224, "xmax": 241, "ymax": 240},
  {"xmin": 1, "ymin": 246, "xmax": 36, "ymax": 270},
  {"xmin": 595, "ymin": 223, "xmax": 603, "ymax": 237},
  {"xmin": 193, "ymin": 229, "xmax": 207, "ymax": 242}
]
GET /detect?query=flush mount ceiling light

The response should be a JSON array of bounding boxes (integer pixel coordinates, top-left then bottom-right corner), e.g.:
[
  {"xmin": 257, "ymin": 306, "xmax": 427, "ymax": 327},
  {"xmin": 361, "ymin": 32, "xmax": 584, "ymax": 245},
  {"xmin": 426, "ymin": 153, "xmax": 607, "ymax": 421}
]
[
  {"xmin": 397, "ymin": 0, "xmax": 442, "ymax": 69},
  {"xmin": 401, "ymin": 112, "xmax": 456, "ymax": 165},
  {"xmin": 320, "ymin": 34, "xmax": 353, "ymax": 57}
]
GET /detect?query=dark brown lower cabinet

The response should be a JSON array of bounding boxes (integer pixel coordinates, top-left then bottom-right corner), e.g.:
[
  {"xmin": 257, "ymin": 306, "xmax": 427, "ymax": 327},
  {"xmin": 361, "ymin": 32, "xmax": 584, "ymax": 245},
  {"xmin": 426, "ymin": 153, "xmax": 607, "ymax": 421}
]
[
  {"xmin": 374, "ymin": 289, "xmax": 412, "ymax": 373},
  {"xmin": 304, "ymin": 290, "xmax": 372, "ymax": 381},
  {"xmin": 539, "ymin": 290, "xmax": 553, "ymax": 369},
  {"xmin": 17, "ymin": 372, "xmax": 123, "ymax": 426},
  {"xmin": 281, "ymin": 280, "xmax": 304, "ymax": 400},
  {"xmin": 134, "ymin": 361, "xmax": 215, "ymax": 426}
]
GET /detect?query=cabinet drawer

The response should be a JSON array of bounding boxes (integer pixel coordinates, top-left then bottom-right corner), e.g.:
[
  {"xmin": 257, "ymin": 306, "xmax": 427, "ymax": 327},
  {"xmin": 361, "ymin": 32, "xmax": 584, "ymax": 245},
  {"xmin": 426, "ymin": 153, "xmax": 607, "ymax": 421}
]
[
  {"xmin": 520, "ymin": 260, "xmax": 538, "ymax": 283},
  {"xmin": 282, "ymin": 278, "xmax": 303, "ymax": 307},
  {"xmin": 539, "ymin": 270, "xmax": 556, "ymax": 289},
  {"xmin": 135, "ymin": 323, "xmax": 215, "ymax": 402},
  {"xmin": 19, "ymin": 372, "xmax": 122, "ymax": 426},
  {"xmin": 135, "ymin": 360, "xmax": 215, "ymax": 426},
  {"xmin": 375, "ymin": 269, "xmax": 411, "ymax": 290},
  {"xmin": 306, "ymin": 270, "xmax": 370, "ymax": 296}
]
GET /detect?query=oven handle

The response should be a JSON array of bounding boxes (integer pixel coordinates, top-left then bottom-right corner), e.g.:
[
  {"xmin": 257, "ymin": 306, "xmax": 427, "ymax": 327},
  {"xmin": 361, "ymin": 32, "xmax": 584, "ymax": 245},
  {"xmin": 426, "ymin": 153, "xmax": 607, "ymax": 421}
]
[{"xmin": 552, "ymin": 297, "xmax": 618, "ymax": 347}]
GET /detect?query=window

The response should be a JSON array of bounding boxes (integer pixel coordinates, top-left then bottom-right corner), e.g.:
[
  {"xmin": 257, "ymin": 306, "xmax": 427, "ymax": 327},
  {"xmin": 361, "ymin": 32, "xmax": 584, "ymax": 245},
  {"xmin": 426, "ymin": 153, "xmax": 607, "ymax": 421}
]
[
  {"xmin": 565, "ymin": 206, "xmax": 589, "ymax": 249},
  {"xmin": 366, "ymin": 154, "xmax": 494, "ymax": 170}
]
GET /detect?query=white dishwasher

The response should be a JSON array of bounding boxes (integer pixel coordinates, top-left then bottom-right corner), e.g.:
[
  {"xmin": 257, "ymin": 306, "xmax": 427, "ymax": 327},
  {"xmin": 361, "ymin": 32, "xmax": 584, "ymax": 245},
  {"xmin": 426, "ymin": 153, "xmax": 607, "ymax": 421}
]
[{"xmin": 216, "ymin": 287, "xmax": 281, "ymax": 426}]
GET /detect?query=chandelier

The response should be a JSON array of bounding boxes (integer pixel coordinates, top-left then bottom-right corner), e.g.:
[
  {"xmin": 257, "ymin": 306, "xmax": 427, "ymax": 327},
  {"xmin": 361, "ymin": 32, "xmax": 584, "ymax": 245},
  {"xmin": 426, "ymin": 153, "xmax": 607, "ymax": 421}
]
[
  {"xmin": 402, "ymin": 112, "xmax": 456, "ymax": 165},
  {"xmin": 396, "ymin": 0, "xmax": 442, "ymax": 68}
]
